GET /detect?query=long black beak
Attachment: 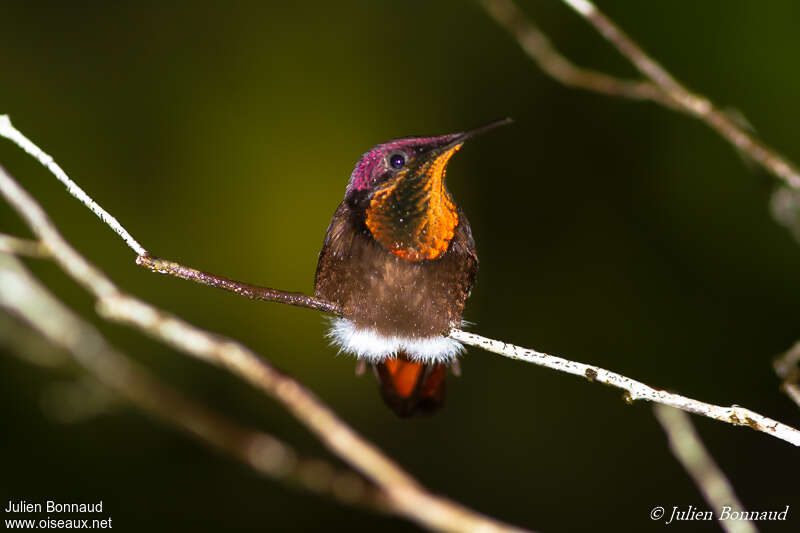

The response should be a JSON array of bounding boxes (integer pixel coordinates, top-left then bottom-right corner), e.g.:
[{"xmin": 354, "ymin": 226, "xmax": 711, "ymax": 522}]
[{"xmin": 439, "ymin": 117, "xmax": 513, "ymax": 152}]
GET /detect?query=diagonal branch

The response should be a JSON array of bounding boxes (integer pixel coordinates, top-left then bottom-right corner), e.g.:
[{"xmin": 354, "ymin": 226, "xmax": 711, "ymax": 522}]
[
  {"xmin": 654, "ymin": 405, "xmax": 758, "ymax": 533},
  {"xmin": 0, "ymin": 161, "xmax": 530, "ymax": 533},
  {"xmin": 0, "ymin": 257, "xmax": 383, "ymax": 511},
  {"xmin": 450, "ymin": 330, "xmax": 800, "ymax": 447},
  {"xmin": 479, "ymin": 0, "xmax": 800, "ymax": 190},
  {"xmin": 136, "ymin": 254, "xmax": 341, "ymax": 315}
]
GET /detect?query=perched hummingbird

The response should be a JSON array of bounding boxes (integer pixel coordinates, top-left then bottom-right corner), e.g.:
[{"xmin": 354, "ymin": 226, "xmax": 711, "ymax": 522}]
[{"xmin": 314, "ymin": 119, "xmax": 510, "ymax": 416}]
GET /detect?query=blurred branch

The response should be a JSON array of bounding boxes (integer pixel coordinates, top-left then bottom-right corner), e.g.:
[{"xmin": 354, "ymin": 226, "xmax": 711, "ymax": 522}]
[
  {"xmin": 0, "ymin": 257, "xmax": 383, "ymax": 511},
  {"xmin": 479, "ymin": 0, "xmax": 800, "ymax": 190},
  {"xmin": 773, "ymin": 342, "xmax": 800, "ymax": 410},
  {"xmin": 478, "ymin": 0, "xmax": 675, "ymax": 108},
  {"xmin": 0, "ymin": 158, "xmax": 529, "ymax": 533},
  {"xmin": 654, "ymin": 406, "xmax": 758, "ymax": 533},
  {"xmin": 450, "ymin": 330, "xmax": 800, "ymax": 446},
  {"xmin": 0, "ymin": 232, "xmax": 48, "ymax": 257},
  {"xmin": 0, "ymin": 309, "xmax": 68, "ymax": 368}
]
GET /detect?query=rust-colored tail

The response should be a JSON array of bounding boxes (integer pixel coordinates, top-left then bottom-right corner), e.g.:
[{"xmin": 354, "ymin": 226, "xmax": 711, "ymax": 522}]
[{"xmin": 373, "ymin": 352, "xmax": 447, "ymax": 417}]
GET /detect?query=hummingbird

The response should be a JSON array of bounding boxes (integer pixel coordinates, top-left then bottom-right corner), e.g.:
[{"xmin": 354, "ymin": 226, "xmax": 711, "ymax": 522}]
[{"xmin": 314, "ymin": 119, "xmax": 510, "ymax": 416}]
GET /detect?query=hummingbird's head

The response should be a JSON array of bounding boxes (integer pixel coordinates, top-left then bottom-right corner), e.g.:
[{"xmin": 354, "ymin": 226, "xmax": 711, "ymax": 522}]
[{"xmin": 345, "ymin": 118, "xmax": 511, "ymax": 262}]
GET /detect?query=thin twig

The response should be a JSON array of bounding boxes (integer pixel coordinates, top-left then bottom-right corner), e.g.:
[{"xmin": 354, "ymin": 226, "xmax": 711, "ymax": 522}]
[
  {"xmin": 0, "ymin": 256, "xmax": 384, "ymax": 511},
  {"xmin": 0, "ymin": 162, "xmax": 530, "ymax": 533},
  {"xmin": 479, "ymin": 0, "xmax": 800, "ymax": 189},
  {"xmin": 0, "ymin": 232, "xmax": 49, "ymax": 257},
  {"xmin": 0, "ymin": 115, "xmax": 148, "ymax": 255},
  {"xmin": 450, "ymin": 329, "xmax": 800, "ymax": 447},
  {"xmin": 136, "ymin": 254, "xmax": 341, "ymax": 315},
  {"xmin": 654, "ymin": 406, "xmax": 758, "ymax": 533},
  {"xmin": 773, "ymin": 342, "xmax": 800, "ymax": 409}
]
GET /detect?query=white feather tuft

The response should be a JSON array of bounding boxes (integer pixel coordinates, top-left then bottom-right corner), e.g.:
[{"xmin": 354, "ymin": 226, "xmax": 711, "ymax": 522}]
[{"xmin": 326, "ymin": 318, "xmax": 464, "ymax": 363}]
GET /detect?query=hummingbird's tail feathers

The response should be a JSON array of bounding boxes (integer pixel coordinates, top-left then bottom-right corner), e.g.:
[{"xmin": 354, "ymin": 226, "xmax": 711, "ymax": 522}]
[{"xmin": 373, "ymin": 352, "xmax": 446, "ymax": 417}]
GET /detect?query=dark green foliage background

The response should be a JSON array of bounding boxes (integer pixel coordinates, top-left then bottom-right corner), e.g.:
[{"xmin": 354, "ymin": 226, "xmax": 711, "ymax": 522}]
[{"xmin": 1, "ymin": 1, "xmax": 799, "ymax": 531}]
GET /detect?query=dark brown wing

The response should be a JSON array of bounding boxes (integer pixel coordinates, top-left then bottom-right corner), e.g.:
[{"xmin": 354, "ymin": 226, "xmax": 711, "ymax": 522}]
[{"xmin": 373, "ymin": 351, "xmax": 447, "ymax": 417}]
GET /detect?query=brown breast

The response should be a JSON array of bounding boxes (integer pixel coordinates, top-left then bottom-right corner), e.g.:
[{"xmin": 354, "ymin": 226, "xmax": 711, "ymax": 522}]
[{"xmin": 314, "ymin": 202, "xmax": 478, "ymax": 338}]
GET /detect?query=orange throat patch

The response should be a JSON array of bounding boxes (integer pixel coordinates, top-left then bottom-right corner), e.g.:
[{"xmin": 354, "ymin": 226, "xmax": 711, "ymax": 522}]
[{"xmin": 365, "ymin": 146, "xmax": 461, "ymax": 262}]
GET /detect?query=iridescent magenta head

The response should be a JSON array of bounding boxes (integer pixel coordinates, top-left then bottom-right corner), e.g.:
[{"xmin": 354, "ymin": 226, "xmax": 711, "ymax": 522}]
[
  {"xmin": 344, "ymin": 118, "xmax": 512, "ymax": 203},
  {"xmin": 345, "ymin": 135, "xmax": 455, "ymax": 198}
]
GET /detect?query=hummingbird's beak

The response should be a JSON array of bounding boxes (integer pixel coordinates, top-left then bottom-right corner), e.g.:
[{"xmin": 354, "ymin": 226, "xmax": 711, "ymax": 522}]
[
  {"xmin": 420, "ymin": 118, "xmax": 513, "ymax": 179},
  {"xmin": 435, "ymin": 117, "xmax": 513, "ymax": 154}
]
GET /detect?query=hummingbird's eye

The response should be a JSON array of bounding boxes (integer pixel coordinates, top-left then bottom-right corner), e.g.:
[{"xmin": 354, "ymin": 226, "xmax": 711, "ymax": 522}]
[{"xmin": 389, "ymin": 153, "xmax": 406, "ymax": 169}]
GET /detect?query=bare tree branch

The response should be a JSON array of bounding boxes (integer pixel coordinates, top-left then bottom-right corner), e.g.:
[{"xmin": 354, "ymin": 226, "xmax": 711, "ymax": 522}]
[
  {"xmin": 450, "ymin": 330, "xmax": 800, "ymax": 446},
  {"xmin": 654, "ymin": 406, "xmax": 758, "ymax": 533},
  {"xmin": 0, "ymin": 232, "xmax": 48, "ymax": 257},
  {"xmin": 0, "ymin": 257, "xmax": 384, "ymax": 511},
  {"xmin": 479, "ymin": 0, "xmax": 800, "ymax": 189},
  {"xmin": 478, "ymin": 0, "xmax": 675, "ymax": 108},
  {"xmin": 136, "ymin": 254, "xmax": 341, "ymax": 315},
  {"xmin": 0, "ymin": 160, "xmax": 530, "ymax": 533}
]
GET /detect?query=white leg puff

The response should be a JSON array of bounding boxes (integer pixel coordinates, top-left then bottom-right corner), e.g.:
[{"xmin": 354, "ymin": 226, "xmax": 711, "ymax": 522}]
[{"xmin": 326, "ymin": 318, "xmax": 464, "ymax": 363}]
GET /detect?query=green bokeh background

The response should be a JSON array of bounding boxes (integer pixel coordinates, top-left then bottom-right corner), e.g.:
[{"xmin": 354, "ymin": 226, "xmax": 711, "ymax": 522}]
[{"xmin": 2, "ymin": 1, "xmax": 799, "ymax": 531}]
